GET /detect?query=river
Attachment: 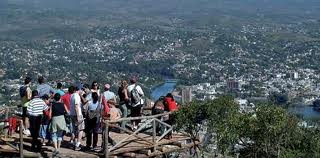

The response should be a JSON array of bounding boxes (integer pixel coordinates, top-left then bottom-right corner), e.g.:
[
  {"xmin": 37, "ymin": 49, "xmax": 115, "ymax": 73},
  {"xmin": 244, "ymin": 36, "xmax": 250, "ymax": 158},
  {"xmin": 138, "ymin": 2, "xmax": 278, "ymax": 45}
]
[
  {"xmin": 150, "ymin": 80, "xmax": 177, "ymax": 101},
  {"xmin": 150, "ymin": 80, "xmax": 320, "ymax": 120},
  {"xmin": 287, "ymin": 106, "xmax": 320, "ymax": 120}
]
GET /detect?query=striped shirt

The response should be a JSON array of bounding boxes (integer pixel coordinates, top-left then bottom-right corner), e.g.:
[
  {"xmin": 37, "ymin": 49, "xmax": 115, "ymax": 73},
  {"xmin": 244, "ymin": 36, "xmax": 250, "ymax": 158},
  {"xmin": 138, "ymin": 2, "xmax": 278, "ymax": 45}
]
[{"xmin": 27, "ymin": 97, "xmax": 49, "ymax": 116}]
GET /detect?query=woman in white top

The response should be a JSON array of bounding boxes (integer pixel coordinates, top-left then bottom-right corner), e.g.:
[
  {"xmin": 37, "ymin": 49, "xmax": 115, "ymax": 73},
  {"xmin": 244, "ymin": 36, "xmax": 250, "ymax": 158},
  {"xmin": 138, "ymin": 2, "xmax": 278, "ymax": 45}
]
[
  {"xmin": 84, "ymin": 92, "xmax": 100, "ymax": 150},
  {"xmin": 91, "ymin": 81, "xmax": 100, "ymax": 96}
]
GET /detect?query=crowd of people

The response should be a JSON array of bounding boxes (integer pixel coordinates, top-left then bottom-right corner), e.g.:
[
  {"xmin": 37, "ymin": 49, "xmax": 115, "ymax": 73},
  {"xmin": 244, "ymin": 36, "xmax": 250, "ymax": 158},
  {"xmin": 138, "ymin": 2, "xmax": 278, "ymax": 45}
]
[{"xmin": 19, "ymin": 76, "xmax": 179, "ymax": 156}]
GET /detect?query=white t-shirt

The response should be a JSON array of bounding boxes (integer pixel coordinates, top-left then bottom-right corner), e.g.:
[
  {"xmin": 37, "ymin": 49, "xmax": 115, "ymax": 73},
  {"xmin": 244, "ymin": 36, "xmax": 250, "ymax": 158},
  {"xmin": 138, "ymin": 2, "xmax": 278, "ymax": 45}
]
[
  {"xmin": 70, "ymin": 93, "xmax": 82, "ymax": 116},
  {"xmin": 127, "ymin": 84, "xmax": 144, "ymax": 106},
  {"xmin": 88, "ymin": 100, "xmax": 100, "ymax": 111},
  {"xmin": 103, "ymin": 91, "xmax": 116, "ymax": 101}
]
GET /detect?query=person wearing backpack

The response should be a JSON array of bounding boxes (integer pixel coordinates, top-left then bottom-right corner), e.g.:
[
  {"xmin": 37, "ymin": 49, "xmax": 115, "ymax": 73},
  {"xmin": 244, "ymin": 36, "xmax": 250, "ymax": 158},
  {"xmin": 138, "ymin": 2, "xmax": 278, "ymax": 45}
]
[
  {"xmin": 84, "ymin": 92, "xmax": 101, "ymax": 151},
  {"xmin": 127, "ymin": 77, "xmax": 144, "ymax": 131},
  {"xmin": 20, "ymin": 76, "xmax": 32, "ymax": 136}
]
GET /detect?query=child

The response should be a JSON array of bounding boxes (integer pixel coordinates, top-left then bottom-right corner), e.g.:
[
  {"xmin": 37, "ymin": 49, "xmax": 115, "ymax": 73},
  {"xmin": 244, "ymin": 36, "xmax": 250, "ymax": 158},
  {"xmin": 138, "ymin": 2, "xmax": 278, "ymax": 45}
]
[
  {"xmin": 109, "ymin": 102, "xmax": 121, "ymax": 121},
  {"xmin": 101, "ymin": 102, "xmax": 120, "ymax": 149}
]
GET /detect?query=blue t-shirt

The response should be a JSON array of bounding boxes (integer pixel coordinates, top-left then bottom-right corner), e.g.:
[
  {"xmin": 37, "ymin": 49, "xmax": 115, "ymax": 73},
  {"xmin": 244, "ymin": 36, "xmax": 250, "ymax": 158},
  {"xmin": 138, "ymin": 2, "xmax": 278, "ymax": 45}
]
[
  {"xmin": 56, "ymin": 89, "xmax": 65, "ymax": 96},
  {"xmin": 88, "ymin": 101, "xmax": 100, "ymax": 111},
  {"xmin": 37, "ymin": 84, "xmax": 55, "ymax": 97}
]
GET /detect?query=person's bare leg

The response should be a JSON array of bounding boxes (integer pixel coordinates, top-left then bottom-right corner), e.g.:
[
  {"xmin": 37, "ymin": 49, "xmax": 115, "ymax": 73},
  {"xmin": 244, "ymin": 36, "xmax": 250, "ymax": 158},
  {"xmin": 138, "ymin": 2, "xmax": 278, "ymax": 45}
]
[
  {"xmin": 53, "ymin": 141, "xmax": 58, "ymax": 150},
  {"xmin": 71, "ymin": 133, "xmax": 75, "ymax": 143},
  {"xmin": 52, "ymin": 133, "xmax": 58, "ymax": 154},
  {"xmin": 57, "ymin": 140, "xmax": 61, "ymax": 149},
  {"xmin": 77, "ymin": 131, "xmax": 83, "ymax": 143},
  {"xmin": 25, "ymin": 117, "xmax": 30, "ymax": 129},
  {"xmin": 75, "ymin": 131, "xmax": 83, "ymax": 149}
]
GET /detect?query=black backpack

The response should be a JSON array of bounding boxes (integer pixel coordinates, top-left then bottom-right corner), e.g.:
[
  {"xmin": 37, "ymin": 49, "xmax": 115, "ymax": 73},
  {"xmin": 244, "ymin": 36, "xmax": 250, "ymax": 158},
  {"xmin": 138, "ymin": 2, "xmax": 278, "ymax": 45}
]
[{"xmin": 19, "ymin": 86, "xmax": 27, "ymax": 98}]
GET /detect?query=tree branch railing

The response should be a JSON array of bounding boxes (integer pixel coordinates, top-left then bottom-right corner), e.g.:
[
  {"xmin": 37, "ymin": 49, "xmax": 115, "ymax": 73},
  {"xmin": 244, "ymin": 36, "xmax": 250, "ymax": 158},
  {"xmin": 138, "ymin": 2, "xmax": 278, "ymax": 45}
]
[
  {"xmin": 103, "ymin": 112, "xmax": 174, "ymax": 158},
  {"xmin": 0, "ymin": 106, "xmax": 24, "ymax": 157}
]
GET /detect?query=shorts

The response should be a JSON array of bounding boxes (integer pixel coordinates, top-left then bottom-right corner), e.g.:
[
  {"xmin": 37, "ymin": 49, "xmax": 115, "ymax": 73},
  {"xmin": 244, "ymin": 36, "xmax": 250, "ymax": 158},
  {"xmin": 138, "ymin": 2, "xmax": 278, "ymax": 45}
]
[
  {"xmin": 131, "ymin": 104, "xmax": 142, "ymax": 117},
  {"xmin": 71, "ymin": 115, "xmax": 85, "ymax": 136}
]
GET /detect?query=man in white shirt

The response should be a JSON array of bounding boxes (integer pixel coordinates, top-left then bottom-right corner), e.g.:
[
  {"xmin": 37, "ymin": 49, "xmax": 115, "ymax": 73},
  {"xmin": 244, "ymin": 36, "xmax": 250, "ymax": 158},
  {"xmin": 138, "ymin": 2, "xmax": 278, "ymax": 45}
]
[
  {"xmin": 70, "ymin": 86, "xmax": 85, "ymax": 150},
  {"xmin": 127, "ymin": 77, "xmax": 144, "ymax": 130}
]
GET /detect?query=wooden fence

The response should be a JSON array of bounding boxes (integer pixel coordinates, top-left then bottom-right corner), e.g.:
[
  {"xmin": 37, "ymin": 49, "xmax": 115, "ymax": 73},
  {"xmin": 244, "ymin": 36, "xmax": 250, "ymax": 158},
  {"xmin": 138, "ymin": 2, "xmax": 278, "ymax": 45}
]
[
  {"xmin": 0, "ymin": 107, "xmax": 197, "ymax": 158},
  {"xmin": 103, "ymin": 112, "xmax": 175, "ymax": 158},
  {"xmin": 0, "ymin": 106, "xmax": 24, "ymax": 157}
]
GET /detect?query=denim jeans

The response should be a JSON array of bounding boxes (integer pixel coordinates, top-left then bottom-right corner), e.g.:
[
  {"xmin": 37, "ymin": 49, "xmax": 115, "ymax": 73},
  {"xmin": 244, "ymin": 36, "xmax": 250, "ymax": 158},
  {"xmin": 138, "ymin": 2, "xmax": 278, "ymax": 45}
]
[
  {"xmin": 51, "ymin": 131, "xmax": 64, "ymax": 142},
  {"xmin": 119, "ymin": 103, "xmax": 128, "ymax": 128}
]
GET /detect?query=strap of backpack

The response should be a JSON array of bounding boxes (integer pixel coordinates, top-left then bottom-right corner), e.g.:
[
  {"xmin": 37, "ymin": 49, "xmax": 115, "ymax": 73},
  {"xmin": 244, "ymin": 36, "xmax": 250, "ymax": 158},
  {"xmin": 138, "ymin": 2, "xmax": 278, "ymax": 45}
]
[
  {"xmin": 96, "ymin": 96, "xmax": 102, "ymax": 112},
  {"xmin": 134, "ymin": 84, "xmax": 138, "ymax": 91},
  {"xmin": 133, "ymin": 84, "xmax": 141, "ymax": 96}
]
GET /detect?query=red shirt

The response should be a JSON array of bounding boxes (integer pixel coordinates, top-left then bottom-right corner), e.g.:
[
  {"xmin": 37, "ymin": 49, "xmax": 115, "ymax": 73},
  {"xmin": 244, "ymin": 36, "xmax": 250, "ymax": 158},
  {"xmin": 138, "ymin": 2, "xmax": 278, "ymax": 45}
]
[
  {"xmin": 61, "ymin": 93, "xmax": 72, "ymax": 111},
  {"xmin": 165, "ymin": 97, "xmax": 178, "ymax": 111}
]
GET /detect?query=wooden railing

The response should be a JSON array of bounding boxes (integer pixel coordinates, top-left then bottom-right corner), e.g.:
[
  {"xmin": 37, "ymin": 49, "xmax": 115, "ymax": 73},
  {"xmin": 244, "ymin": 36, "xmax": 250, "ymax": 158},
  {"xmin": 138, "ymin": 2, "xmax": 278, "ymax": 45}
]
[
  {"xmin": 103, "ymin": 112, "xmax": 174, "ymax": 158},
  {"xmin": 0, "ymin": 106, "xmax": 24, "ymax": 157},
  {"xmin": 0, "ymin": 106, "xmax": 183, "ymax": 158},
  {"xmin": 0, "ymin": 106, "xmax": 20, "ymax": 137}
]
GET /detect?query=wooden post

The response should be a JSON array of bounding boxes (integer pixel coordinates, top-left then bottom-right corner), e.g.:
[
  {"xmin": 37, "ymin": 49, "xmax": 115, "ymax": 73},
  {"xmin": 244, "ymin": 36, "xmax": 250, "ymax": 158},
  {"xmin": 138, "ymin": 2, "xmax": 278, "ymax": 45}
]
[
  {"xmin": 19, "ymin": 119, "xmax": 23, "ymax": 158},
  {"xmin": 104, "ymin": 121, "xmax": 109, "ymax": 158},
  {"xmin": 153, "ymin": 119, "xmax": 156, "ymax": 152},
  {"xmin": 4, "ymin": 107, "xmax": 9, "ymax": 138}
]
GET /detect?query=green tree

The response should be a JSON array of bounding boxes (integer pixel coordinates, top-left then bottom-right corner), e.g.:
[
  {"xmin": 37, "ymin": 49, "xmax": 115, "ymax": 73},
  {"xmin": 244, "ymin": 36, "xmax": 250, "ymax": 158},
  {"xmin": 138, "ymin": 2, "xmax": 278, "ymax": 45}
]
[
  {"xmin": 175, "ymin": 96, "xmax": 320, "ymax": 157},
  {"xmin": 238, "ymin": 105, "xmax": 300, "ymax": 157},
  {"xmin": 175, "ymin": 101, "xmax": 208, "ymax": 157},
  {"xmin": 206, "ymin": 96, "xmax": 241, "ymax": 155}
]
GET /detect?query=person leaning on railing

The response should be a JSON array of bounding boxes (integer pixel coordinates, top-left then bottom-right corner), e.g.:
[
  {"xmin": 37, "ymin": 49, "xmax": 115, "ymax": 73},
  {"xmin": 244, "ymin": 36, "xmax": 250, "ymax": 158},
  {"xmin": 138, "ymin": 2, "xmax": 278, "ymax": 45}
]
[
  {"xmin": 164, "ymin": 93, "xmax": 179, "ymax": 139},
  {"xmin": 108, "ymin": 101, "xmax": 121, "ymax": 145},
  {"xmin": 152, "ymin": 96, "xmax": 166, "ymax": 135}
]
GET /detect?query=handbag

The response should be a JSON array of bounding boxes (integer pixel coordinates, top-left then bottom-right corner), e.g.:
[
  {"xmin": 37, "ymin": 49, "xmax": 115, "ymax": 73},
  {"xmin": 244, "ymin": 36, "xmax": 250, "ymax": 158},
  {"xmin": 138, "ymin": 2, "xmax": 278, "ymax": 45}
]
[
  {"xmin": 43, "ymin": 109, "xmax": 51, "ymax": 120},
  {"xmin": 87, "ymin": 101, "xmax": 101, "ymax": 120}
]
